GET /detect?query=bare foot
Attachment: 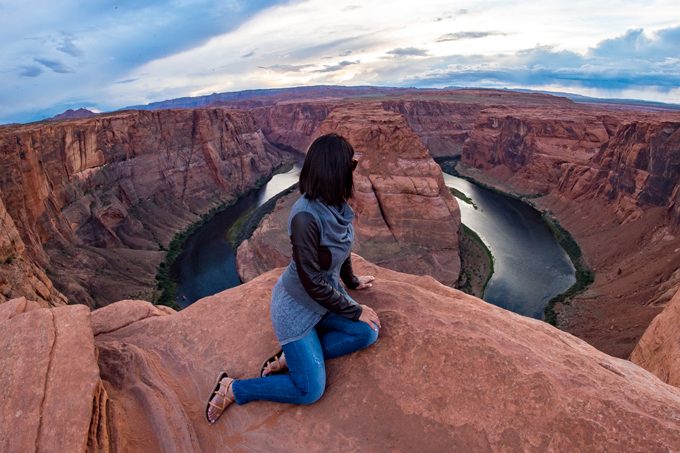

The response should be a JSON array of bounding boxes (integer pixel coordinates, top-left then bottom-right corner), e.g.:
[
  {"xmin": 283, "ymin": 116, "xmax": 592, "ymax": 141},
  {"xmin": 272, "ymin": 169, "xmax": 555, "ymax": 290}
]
[
  {"xmin": 206, "ymin": 376, "xmax": 234, "ymax": 424},
  {"xmin": 262, "ymin": 352, "xmax": 287, "ymax": 377}
]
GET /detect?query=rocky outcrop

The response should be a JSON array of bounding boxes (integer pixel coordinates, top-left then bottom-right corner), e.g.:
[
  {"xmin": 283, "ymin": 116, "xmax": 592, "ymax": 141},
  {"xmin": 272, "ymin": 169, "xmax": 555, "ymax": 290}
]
[
  {"xmin": 250, "ymin": 102, "xmax": 332, "ymax": 152},
  {"xmin": 563, "ymin": 121, "xmax": 680, "ymax": 224},
  {"xmin": 5, "ymin": 256, "xmax": 680, "ymax": 451},
  {"xmin": 0, "ymin": 299, "xmax": 100, "ymax": 452},
  {"xmin": 461, "ymin": 109, "xmax": 614, "ymax": 193},
  {"xmin": 0, "ymin": 194, "xmax": 65, "ymax": 305},
  {"xmin": 0, "ymin": 109, "xmax": 289, "ymax": 306},
  {"xmin": 49, "ymin": 108, "xmax": 97, "ymax": 121},
  {"xmin": 237, "ymin": 104, "xmax": 462, "ymax": 286},
  {"xmin": 630, "ymin": 287, "xmax": 680, "ymax": 387},
  {"xmin": 381, "ymin": 99, "xmax": 482, "ymax": 157},
  {"xmin": 236, "ymin": 193, "xmax": 293, "ymax": 282}
]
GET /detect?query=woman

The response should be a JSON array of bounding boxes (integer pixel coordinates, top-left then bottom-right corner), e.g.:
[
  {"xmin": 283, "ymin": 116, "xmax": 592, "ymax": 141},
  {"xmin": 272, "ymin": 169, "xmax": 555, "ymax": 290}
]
[{"xmin": 206, "ymin": 133, "xmax": 381, "ymax": 423}]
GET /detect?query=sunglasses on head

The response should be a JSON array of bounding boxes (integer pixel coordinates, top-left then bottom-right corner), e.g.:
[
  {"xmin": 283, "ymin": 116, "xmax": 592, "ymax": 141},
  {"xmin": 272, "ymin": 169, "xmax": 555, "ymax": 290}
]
[{"xmin": 351, "ymin": 158, "xmax": 358, "ymax": 171}]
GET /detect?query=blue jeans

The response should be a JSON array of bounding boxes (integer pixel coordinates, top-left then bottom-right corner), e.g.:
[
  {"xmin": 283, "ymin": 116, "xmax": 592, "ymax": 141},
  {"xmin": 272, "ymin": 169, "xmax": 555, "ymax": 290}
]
[{"xmin": 231, "ymin": 312, "xmax": 379, "ymax": 405}]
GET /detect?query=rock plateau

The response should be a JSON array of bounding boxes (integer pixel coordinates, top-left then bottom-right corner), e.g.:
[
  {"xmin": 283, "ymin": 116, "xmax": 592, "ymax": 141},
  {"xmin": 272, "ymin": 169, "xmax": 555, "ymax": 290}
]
[{"xmin": 3, "ymin": 257, "xmax": 680, "ymax": 452}]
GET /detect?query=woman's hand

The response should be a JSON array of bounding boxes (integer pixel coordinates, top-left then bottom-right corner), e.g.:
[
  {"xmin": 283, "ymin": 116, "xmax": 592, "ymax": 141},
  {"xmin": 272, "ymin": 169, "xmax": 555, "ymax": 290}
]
[
  {"xmin": 358, "ymin": 304, "xmax": 381, "ymax": 331},
  {"xmin": 355, "ymin": 275, "xmax": 375, "ymax": 290}
]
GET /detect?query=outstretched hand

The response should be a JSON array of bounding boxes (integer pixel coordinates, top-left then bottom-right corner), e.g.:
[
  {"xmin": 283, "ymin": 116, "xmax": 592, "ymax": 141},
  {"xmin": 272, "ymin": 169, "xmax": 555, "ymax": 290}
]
[{"xmin": 355, "ymin": 275, "xmax": 375, "ymax": 290}]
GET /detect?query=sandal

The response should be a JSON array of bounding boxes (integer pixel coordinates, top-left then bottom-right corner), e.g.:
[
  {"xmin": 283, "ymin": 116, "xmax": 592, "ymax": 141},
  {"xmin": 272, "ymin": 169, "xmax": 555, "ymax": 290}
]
[
  {"xmin": 205, "ymin": 371, "xmax": 234, "ymax": 424},
  {"xmin": 260, "ymin": 349, "xmax": 287, "ymax": 377}
]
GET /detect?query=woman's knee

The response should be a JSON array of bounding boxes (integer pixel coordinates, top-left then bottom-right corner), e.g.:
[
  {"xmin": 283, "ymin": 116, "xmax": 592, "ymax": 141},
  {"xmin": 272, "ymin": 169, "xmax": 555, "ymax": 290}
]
[
  {"xmin": 357, "ymin": 321, "xmax": 379, "ymax": 348},
  {"xmin": 298, "ymin": 372, "xmax": 326, "ymax": 404}
]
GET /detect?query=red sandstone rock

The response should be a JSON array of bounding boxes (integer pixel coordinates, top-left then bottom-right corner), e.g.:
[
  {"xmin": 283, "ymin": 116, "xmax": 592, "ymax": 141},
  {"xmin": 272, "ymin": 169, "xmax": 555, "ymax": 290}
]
[
  {"xmin": 630, "ymin": 287, "xmax": 680, "ymax": 387},
  {"xmin": 0, "ymin": 195, "xmax": 66, "ymax": 305},
  {"xmin": 0, "ymin": 304, "xmax": 99, "ymax": 452},
  {"xmin": 236, "ymin": 194, "xmax": 293, "ymax": 282},
  {"xmin": 90, "ymin": 299, "xmax": 175, "ymax": 336},
  {"xmin": 250, "ymin": 102, "xmax": 332, "ymax": 152},
  {"xmin": 49, "ymin": 108, "xmax": 97, "ymax": 121},
  {"xmin": 0, "ymin": 109, "xmax": 288, "ymax": 306},
  {"xmin": 457, "ymin": 104, "xmax": 680, "ymax": 357},
  {"xmin": 87, "ymin": 256, "xmax": 680, "ymax": 451},
  {"xmin": 237, "ymin": 103, "xmax": 462, "ymax": 286},
  {"xmin": 381, "ymin": 99, "xmax": 483, "ymax": 157}
]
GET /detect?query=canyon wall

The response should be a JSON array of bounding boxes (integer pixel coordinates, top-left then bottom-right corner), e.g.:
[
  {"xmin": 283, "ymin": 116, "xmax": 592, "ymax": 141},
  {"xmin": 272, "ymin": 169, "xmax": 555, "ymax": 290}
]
[
  {"xmin": 0, "ymin": 194, "xmax": 66, "ymax": 305},
  {"xmin": 631, "ymin": 287, "xmax": 680, "ymax": 387},
  {"xmin": 381, "ymin": 99, "xmax": 481, "ymax": 157},
  {"xmin": 237, "ymin": 103, "xmax": 461, "ymax": 286},
  {"xmin": 3, "ymin": 257, "xmax": 680, "ymax": 451},
  {"xmin": 0, "ymin": 109, "xmax": 288, "ymax": 306},
  {"xmin": 457, "ymin": 106, "xmax": 680, "ymax": 357},
  {"xmin": 249, "ymin": 102, "xmax": 332, "ymax": 152}
]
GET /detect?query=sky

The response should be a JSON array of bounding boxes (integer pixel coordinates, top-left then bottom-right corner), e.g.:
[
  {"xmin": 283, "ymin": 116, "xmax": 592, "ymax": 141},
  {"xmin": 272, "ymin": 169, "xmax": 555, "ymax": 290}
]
[{"xmin": 1, "ymin": 0, "xmax": 680, "ymax": 124}]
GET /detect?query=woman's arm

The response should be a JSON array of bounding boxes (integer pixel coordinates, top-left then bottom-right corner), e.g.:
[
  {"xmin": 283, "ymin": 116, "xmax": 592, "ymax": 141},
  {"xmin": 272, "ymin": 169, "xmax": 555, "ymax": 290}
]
[
  {"xmin": 290, "ymin": 212, "xmax": 362, "ymax": 320},
  {"xmin": 340, "ymin": 255, "xmax": 361, "ymax": 289}
]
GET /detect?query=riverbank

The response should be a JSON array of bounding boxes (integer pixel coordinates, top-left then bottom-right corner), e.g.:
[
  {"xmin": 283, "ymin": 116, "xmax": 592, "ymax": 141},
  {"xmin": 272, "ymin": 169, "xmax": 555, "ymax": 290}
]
[
  {"xmin": 439, "ymin": 157, "xmax": 594, "ymax": 325},
  {"xmin": 457, "ymin": 223, "xmax": 494, "ymax": 297},
  {"xmin": 227, "ymin": 182, "xmax": 299, "ymax": 249},
  {"xmin": 153, "ymin": 162, "xmax": 296, "ymax": 309}
]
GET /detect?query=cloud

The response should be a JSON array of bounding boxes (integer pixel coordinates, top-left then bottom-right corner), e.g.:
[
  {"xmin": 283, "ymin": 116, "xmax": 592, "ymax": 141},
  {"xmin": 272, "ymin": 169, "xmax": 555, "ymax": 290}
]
[
  {"xmin": 314, "ymin": 60, "xmax": 359, "ymax": 72},
  {"xmin": 258, "ymin": 63, "xmax": 315, "ymax": 72},
  {"xmin": 591, "ymin": 26, "xmax": 680, "ymax": 61},
  {"xmin": 34, "ymin": 57, "xmax": 73, "ymax": 73},
  {"xmin": 436, "ymin": 31, "xmax": 505, "ymax": 42},
  {"xmin": 56, "ymin": 33, "xmax": 83, "ymax": 57},
  {"xmin": 288, "ymin": 34, "xmax": 378, "ymax": 60},
  {"xmin": 386, "ymin": 47, "xmax": 429, "ymax": 57},
  {"xmin": 19, "ymin": 65, "xmax": 43, "ymax": 77},
  {"xmin": 406, "ymin": 27, "xmax": 680, "ymax": 92},
  {"xmin": 3, "ymin": 0, "xmax": 680, "ymax": 124},
  {"xmin": 115, "ymin": 78, "xmax": 138, "ymax": 84}
]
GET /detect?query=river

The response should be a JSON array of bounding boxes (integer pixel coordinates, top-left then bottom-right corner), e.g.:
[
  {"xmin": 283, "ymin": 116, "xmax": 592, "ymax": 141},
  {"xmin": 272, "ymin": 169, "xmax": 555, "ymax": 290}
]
[
  {"xmin": 443, "ymin": 173, "xmax": 576, "ymax": 318},
  {"xmin": 172, "ymin": 164, "xmax": 301, "ymax": 307},
  {"xmin": 173, "ymin": 165, "xmax": 576, "ymax": 318}
]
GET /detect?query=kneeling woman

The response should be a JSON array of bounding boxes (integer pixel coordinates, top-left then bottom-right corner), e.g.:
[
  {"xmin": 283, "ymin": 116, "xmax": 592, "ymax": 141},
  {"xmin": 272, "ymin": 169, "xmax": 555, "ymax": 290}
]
[{"xmin": 206, "ymin": 133, "xmax": 381, "ymax": 423}]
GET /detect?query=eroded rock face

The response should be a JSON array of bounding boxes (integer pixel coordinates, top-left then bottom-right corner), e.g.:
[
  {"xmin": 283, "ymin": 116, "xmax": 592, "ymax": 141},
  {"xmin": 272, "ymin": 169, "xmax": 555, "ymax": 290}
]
[
  {"xmin": 0, "ymin": 302, "xmax": 99, "ymax": 452},
  {"xmin": 458, "ymin": 105, "xmax": 680, "ymax": 357},
  {"xmin": 0, "ymin": 194, "xmax": 65, "ymax": 305},
  {"xmin": 87, "ymin": 256, "xmax": 680, "ymax": 451},
  {"xmin": 631, "ymin": 287, "xmax": 680, "ymax": 387},
  {"xmin": 0, "ymin": 109, "xmax": 288, "ymax": 306},
  {"xmin": 250, "ymin": 102, "xmax": 332, "ymax": 152},
  {"xmin": 381, "ymin": 99, "xmax": 482, "ymax": 157},
  {"xmin": 578, "ymin": 121, "xmax": 680, "ymax": 223},
  {"xmin": 237, "ymin": 104, "xmax": 461, "ymax": 286}
]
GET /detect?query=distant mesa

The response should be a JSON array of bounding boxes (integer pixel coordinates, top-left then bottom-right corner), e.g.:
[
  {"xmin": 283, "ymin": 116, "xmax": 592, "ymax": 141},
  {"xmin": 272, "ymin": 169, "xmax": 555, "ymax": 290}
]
[{"xmin": 49, "ymin": 108, "xmax": 97, "ymax": 121}]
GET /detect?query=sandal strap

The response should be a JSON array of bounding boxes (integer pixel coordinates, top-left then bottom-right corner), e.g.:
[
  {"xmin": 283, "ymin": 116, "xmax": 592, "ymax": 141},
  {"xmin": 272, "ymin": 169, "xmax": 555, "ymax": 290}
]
[{"xmin": 208, "ymin": 400, "xmax": 224, "ymax": 411}]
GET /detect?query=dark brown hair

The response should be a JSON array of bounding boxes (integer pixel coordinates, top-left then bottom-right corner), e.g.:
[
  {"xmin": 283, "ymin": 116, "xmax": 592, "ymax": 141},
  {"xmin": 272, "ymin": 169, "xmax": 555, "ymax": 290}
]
[{"xmin": 299, "ymin": 133, "xmax": 355, "ymax": 206}]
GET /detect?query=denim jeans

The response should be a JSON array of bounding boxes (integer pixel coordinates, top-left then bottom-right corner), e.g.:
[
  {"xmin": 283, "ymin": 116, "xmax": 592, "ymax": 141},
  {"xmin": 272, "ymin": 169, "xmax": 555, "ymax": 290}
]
[{"xmin": 231, "ymin": 312, "xmax": 379, "ymax": 405}]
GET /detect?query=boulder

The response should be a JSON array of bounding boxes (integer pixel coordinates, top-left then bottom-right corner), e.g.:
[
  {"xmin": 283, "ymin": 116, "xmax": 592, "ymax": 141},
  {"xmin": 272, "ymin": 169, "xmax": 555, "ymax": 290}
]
[{"xmin": 0, "ymin": 304, "xmax": 99, "ymax": 452}]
